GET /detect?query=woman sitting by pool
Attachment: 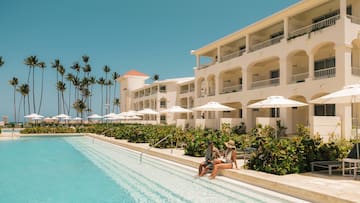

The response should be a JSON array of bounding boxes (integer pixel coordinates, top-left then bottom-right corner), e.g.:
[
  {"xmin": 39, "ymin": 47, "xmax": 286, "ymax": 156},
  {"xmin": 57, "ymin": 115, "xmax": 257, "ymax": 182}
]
[{"xmin": 208, "ymin": 140, "xmax": 238, "ymax": 179}]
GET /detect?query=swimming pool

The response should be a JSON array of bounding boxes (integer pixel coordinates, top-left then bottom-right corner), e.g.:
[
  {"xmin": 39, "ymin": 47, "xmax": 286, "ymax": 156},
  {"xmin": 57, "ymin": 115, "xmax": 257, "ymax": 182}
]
[{"xmin": 0, "ymin": 136, "xmax": 307, "ymax": 202}]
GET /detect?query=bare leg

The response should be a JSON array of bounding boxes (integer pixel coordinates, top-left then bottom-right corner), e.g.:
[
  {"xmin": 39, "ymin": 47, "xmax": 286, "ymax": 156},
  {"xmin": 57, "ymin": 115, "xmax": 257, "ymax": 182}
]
[{"xmin": 209, "ymin": 163, "xmax": 232, "ymax": 179}]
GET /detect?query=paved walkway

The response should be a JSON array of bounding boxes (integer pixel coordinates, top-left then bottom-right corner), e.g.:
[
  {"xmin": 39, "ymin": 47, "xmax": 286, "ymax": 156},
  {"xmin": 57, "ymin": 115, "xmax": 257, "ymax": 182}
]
[{"xmin": 2, "ymin": 132, "xmax": 359, "ymax": 202}]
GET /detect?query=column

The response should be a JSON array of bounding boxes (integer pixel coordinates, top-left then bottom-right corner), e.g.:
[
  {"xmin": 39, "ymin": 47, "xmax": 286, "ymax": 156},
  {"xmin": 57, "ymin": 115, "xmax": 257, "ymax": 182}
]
[
  {"xmin": 337, "ymin": 104, "xmax": 352, "ymax": 140},
  {"xmin": 284, "ymin": 17, "xmax": 289, "ymax": 40},
  {"xmin": 196, "ymin": 55, "xmax": 200, "ymax": 68},
  {"xmin": 308, "ymin": 103, "xmax": 314, "ymax": 137},
  {"xmin": 246, "ymin": 34, "xmax": 250, "ymax": 53},
  {"xmin": 217, "ymin": 46, "xmax": 221, "ymax": 63},
  {"xmin": 340, "ymin": 0, "xmax": 347, "ymax": 20},
  {"xmin": 335, "ymin": 44, "xmax": 352, "ymax": 86},
  {"xmin": 279, "ymin": 56, "xmax": 287, "ymax": 86},
  {"xmin": 308, "ymin": 53, "xmax": 314, "ymax": 80},
  {"xmin": 242, "ymin": 66, "xmax": 248, "ymax": 91}
]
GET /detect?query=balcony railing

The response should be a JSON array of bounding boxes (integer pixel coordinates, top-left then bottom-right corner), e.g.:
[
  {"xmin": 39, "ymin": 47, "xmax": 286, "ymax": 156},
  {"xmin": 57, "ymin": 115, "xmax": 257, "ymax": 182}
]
[
  {"xmin": 291, "ymin": 72, "xmax": 309, "ymax": 83},
  {"xmin": 352, "ymin": 66, "xmax": 360, "ymax": 76},
  {"xmin": 180, "ymin": 89, "xmax": 189, "ymax": 94},
  {"xmin": 249, "ymin": 35, "xmax": 284, "ymax": 52},
  {"xmin": 314, "ymin": 67, "xmax": 336, "ymax": 79},
  {"xmin": 198, "ymin": 61, "xmax": 216, "ymax": 70},
  {"xmin": 251, "ymin": 78, "xmax": 279, "ymax": 89},
  {"xmin": 347, "ymin": 15, "xmax": 360, "ymax": 25},
  {"xmin": 288, "ymin": 15, "xmax": 340, "ymax": 40},
  {"xmin": 221, "ymin": 84, "xmax": 242, "ymax": 94},
  {"xmin": 220, "ymin": 49, "xmax": 246, "ymax": 62}
]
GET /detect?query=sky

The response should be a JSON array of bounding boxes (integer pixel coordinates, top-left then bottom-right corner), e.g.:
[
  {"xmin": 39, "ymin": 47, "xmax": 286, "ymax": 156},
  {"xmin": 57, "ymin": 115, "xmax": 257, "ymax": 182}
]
[{"xmin": 0, "ymin": 0, "xmax": 299, "ymax": 122}]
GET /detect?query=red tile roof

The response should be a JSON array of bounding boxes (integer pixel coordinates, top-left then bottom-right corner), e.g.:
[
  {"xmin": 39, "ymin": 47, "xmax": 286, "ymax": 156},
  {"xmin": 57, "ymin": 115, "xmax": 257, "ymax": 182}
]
[{"xmin": 123, "ymin": 70, "xmax": 148, "ymax": 77}]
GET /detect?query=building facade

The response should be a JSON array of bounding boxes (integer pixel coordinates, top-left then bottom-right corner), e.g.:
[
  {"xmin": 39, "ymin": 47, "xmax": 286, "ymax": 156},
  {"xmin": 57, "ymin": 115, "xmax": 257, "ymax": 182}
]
[
  {"xmin": 191, "ymin": 0, "xmax": 360, "ymax": 140},
  {"xmin": 119, "ymin": 0, "xmax": 360, "ymax": 141}
]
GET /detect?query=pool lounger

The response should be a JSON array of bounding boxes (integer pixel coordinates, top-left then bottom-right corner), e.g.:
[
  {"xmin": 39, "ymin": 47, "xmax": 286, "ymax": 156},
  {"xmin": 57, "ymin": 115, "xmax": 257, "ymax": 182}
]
[{"xmin": 311, "ymin": 161, "xmax": 342, "ymax": 175}]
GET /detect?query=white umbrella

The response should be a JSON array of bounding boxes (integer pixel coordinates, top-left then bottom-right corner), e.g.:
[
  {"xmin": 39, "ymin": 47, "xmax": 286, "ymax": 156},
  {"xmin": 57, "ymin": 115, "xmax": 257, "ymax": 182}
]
[
  {"xmin": 137, "ymin": 108, "xmax": 159, "ymax": 115},
  {"xmin": 310, "ymin": 84, "xmax": 360, "ymax": 158},
  {"xmin": 248, "ymin": 96, "xmax": 308, "ymax": 109},
  {"xmin": 54, "ymin": 114, "xmax": 69, "ymax": 119},
  {"xmin": 87, "ymin": 114, "xmax": 103, "ymax": 119},
  {"xmin": 24, "ymin": 113, "xmax": 44, "ymax": 119},
  {"xmin": 73, "ymin": 117, "xmax": 83, "ymax": 121},
  {"xmin": 248, "ymin": 96, "xmax": 308, "ymax": 138},
  {"xmin": 192, "ymin": 102, "xmax": 235, "ymax": 111},
  {"xmin": 103, "ymin": 113, "xmax": 117, "ymax": 118},
  {"xmin": 161, "ymin": 106, "xmax": 192, "ymax": 113},
  {"xmin": 119, "ymin": 110, "xmax": 142, "ymax": 117}
]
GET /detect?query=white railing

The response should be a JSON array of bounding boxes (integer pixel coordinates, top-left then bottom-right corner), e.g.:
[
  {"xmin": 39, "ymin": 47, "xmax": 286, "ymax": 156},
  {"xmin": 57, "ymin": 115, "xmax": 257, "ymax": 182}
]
[
  {"xmin": 352, "ymin": 66, "xmax": 360, "ymax": 76},
  {"xmin": 291, "ymin": 72, "xmax": 309, "ymax": 83},
  {"xmin": 198, "ymin": 62, "xmax": 216, "ymax": 69},
  {"xmin": 220, "ymin": 49, "xmax": 246, "ymax": 62},
  {"xmin": 314, "ymin": 67, "xmax": 336, "ymax": 79},
  {"xmin": 251, "ymin": 78, "xmax": 279, "ymax": 89},
  {"xmin": 347, "ymin": 15, "xmax": 360, "ymax": 25},
  {"xmin": 221, "ymin": 84, "xmax": 242, "ymax": 94},
  {"xmin": 250, "ymin": 35, "xmax": 283, "ymax": 52},
  {"xmin": 180, "ymin": 89, "xmax": 189, "ymax": 94},
  {"xmin": 288, "ymin": 15, "xmax": 340, "ymax": 39}
]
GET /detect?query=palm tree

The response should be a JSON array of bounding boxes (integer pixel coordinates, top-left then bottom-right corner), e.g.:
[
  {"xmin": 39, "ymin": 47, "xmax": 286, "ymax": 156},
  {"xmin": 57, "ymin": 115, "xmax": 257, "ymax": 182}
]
[
  {"xmin": 97, "ymin": 77, "xmax": 105, "ymax": 116},
  {"xmin": 51, "ymin": 59, "xmax": 61, "ymax": 114},
  {"xmin": 66, "ymin": 73, "xmax": 74, "ymax": 115},
  {"xmin": 106, "ymin": 79, "xmax": 113, "ymax": 114},
  {"xmin": 17, "ymin": 83, "xmax": 30, "ymax": 123},
  {"xmin": 153, "ymin": 74, "xmax": 160, "ymax": 81},
  {"xmin": 56, "ymin": 81, "xmax": 66, "ymax": 114},
  {"xmin": 88, "ymin": 76, "xmax": 96, "ymax": 113},
  {"xmin": 112, "ymin": 72, "xmax": 120, "ymax": 112},
  {"xmin": 71, "ymin": 62, "xmax": 81, "ymax": 77},
  {"xmin": 0, "ymin": 56, "xmax": 4, "ymax": 67},
  {"xmin": 113, "ymin": 98, "xmax": 120, "ymax": 113},
  {"xmin": 83, "ymin": 64, "xmax": 91, "ymax": 77},
  {"xmin": 24, "ymin": 56, "xmax": 39, "ymax": 113},
  {"xmin": 82, "ymin": 55, "xmax": 89, "ymax": 64},
  {"xmin": 9, "ymin": 77, "xmax": 18, "ymax": 123},
  {"xmin": 73, "ymin": 99, "xmax": 87, "ymax": 120},
  {"xmin": 72, "ymin": 76, "xmax": 81, "ymax": 102},
  {"xmin": 103, "ymin": 65, "xmax": 111, "ymax": 114},
  {"xmin": 37, "ymin": 61, "xmax": 46, "ymax": 114}
]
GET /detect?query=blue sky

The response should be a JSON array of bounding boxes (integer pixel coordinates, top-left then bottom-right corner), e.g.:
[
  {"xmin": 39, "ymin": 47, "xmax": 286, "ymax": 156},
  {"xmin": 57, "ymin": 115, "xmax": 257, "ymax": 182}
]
[{"xmin": 0, "ymin": 0, "xmax": 299, "ymax": 122}]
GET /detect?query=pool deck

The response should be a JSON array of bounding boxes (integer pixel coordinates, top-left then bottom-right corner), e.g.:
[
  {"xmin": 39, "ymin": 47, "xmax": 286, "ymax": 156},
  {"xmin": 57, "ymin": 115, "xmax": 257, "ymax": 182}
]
[
  {"xmin": 85, "ymin": 133, "xmax": 360, "ymax": 203},
  {"xmin": 2, "ymin": 132, "xmax": 359, "ymax": 203}
]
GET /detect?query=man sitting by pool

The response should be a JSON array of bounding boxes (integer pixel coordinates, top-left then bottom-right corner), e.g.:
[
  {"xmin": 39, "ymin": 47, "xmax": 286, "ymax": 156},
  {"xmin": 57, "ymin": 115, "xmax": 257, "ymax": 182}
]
[{"xmin": 197, "ymin": 141, "xmax": 220, "ymax": 177}]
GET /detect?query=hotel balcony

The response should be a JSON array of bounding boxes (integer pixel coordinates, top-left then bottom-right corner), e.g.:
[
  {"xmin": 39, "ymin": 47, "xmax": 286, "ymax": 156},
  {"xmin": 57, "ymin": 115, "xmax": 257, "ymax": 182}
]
[
  {"xmin": 219, "ymin": 37, "xmax": 246, "ymax": 62},
  {"xmin": 251, "ymin": 77, "xmax": 279, "ymax": 89},
  {"xmin": 249, "ymin": 21, "xmax": 284, "ymax": 52},
  {"xmin": 290, "ymin": 72, "xmax": 309, "ymax": 84},
  {"xmin": 221, "ymin": 84, "xmax": 242, "ymax": 94},
  {"xmin": 352, "ymin": 66, "xmax": 360, "ymax": 76}
]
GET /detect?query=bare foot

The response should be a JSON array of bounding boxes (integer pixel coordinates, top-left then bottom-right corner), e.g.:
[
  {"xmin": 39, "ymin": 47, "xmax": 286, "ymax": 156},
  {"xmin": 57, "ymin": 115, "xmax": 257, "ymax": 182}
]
[{"xmin": 208, "ymin": 176, "xmax": 215, "ymax": 180}]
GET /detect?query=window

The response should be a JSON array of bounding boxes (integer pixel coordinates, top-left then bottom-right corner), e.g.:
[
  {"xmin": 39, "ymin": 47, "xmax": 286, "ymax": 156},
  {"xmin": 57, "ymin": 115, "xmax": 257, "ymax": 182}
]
[
  {"xmin": 160, "ymin": 99, "xmax": 167, "ymax": 108},
  {"xmin": 159, "ymin": 85, "xmax": 166, "ymax": 93},
  {"xmin": 314, "ymin": 104, "xmax": 335, "ymax": 116},
  {"xmin": 271, "ymin": 108, "xmax": 280, "ymax": 118}
]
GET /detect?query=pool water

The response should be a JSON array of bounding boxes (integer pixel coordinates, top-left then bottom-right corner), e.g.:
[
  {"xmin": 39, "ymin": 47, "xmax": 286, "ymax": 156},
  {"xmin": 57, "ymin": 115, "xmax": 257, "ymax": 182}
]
[
  {"xmin": 0, "ymin": 136, "xmax": 307, "ymax": 202},
  {"xmin": 0, "ymin": 136, "xmax": 133, "ymax": 203}
]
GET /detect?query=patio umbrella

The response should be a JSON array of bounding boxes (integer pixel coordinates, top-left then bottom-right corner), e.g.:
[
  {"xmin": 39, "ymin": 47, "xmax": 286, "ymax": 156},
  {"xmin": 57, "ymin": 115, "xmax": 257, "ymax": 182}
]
[
  {"xmin": 161, "ymin": 106, "xmax": 193, "ymax": 113},
  {"xmin": 310, "ymin": 84, "xmax": 360, "ymax": 158},
  {"xmin": 103, "ymin": 113, "xmax": 117, "ymax": 118},
  {"xmin": 87, "ymin": 114, "xmax": 103, "ymax": 119},
  {"xmin": 24, "ymin": 113, "xmax": 44, "ymax": 119},
  {"xmin": 247, "ymin": 96, "xmax": 308, "ymax": 138},
  {"xmin": 137, "ymin": 108, "xmax": 159, "ymax": 115},
  {"xmin": 192, "ymin": 102, "xmax": 235, "ymax": 112},
  {"xmin": 54, "ymin": 114, "xmax": 69, "ymax": 119}
]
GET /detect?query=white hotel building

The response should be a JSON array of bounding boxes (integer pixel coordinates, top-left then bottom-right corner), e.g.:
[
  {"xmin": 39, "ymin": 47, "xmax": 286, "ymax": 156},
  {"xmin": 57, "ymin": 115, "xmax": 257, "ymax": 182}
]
[{"xmin": 119, "ymin": 0, "xmax": 360, "ymax": 141}]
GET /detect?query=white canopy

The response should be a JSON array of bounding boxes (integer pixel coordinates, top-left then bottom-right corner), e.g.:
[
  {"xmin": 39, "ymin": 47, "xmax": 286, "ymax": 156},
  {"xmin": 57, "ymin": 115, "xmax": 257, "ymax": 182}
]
[
  {"xmin": 161, "ymin": 106, "xmax": 192, "ymax": 113},
  {"xmin": 192, "ymin": 102, "xmax": 235, "ymax": 111},
  {"xmin": 248, "ymin": 96, "xmax": 308, "ymax": 109},
  {"xmin": 87, "ymin": 114, "xmax": 103, "ymax": 119},
  {"xmin": 137, "ymin": 108, "xmax": 159, "ymax": 115},
  {"xmin": 54, "ymin": 114, "xmax": 70, "ymax": 119},
  {"xmin": 24, "ymin": 113, "xmax": 44, "ymax": 119},
  {"xmin": 310, "ymin": 84, "xmax": 360, "ymax": 104}
]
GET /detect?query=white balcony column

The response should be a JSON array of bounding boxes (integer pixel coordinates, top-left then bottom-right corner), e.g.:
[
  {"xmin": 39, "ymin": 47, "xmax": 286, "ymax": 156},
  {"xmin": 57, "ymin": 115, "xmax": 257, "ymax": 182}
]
[
  {"xmin": 217, "ymin": 46, "xmax": 221, "ymax": 63},
  {"xmin": 196, "ymin": 55, "xmax": 200, "ymax": 68},
  {"xmin": 336, "ymin": 44, "xmax": 352, "ymax": 86},
  {"xmin": 340, "ymin": 0, "xmax": 347, "ymax": 19},
  {"xmin": 245, "ymin": 34, "xmax": 250, "ymax": 53},
  {"xmin": 244, "ymin": 106, "xmax": 252, "ymax": 130},
  {"xmin": 279, "ymin": 108, "xmax": 289, "ymax": 133},
  {"xmin": 284, "ymin": 17, "xmax": 289, "ymax": 40},
  {"xmin": 309, "ymin": 103, "xmax": 314, "ymax": 136},
  {"xmin": 279, "ymin": 55, "xmax": 287, "ymax": 86},
  {"xmin": 215, "ymin": 74, "xmax": 221, "ymax": 96},
  {"xmin": 308, "ymin": 53, "xmax": 314, "ymax": 80},
  {"xmin": 242, "ymin": 67, "xmax": 248, "ymax": 91}
]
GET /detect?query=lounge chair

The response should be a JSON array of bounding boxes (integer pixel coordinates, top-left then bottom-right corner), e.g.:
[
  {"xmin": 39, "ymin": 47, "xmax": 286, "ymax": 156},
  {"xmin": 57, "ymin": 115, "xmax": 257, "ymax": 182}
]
[{"xmin": 311, "ymin": 143, "xmax": 359, "ymax": 175}]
